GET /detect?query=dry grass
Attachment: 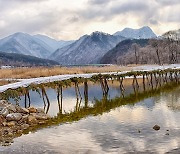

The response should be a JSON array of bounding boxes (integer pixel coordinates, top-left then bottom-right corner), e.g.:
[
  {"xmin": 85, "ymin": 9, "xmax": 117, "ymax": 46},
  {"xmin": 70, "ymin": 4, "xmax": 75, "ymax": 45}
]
[
  {"xmin": 0, "ymin": 65, "xmax": 134, "ymax": 79},
  {"xmin": 0, "ymin": 80, "xmax": 18, "ymax": 86}
]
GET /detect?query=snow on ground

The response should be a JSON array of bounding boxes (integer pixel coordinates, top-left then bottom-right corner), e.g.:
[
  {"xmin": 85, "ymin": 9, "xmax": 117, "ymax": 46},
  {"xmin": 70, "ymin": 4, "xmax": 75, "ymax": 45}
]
[
  {"xmin": 132, "ymin": 64, "xmax": 180, "ymax": 71},
  {"xmin": 0, "ymin": 64, "xmax": 180, "ymax": 93}
]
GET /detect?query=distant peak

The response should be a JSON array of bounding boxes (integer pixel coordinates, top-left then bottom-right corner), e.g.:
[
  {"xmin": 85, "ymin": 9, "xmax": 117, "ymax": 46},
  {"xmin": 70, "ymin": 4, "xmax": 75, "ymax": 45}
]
[
  {"xmin": 79, "ymin": 34, "xmax": 88, "ymax": 40},
  {"xmin": 114, "ymin": 26, "xmax": 156, "ymax": 39},
  {"xmin": 13, "ymin": 32, "xmax": 29, "ymax": 36},
  {"xmin": 141, "ymin": 26, "xmax": 150, "ymax": 29},
  {"xmin": 10, "ymin": 32, "xmax": 31, "ymax": 38},
  {"xmin": 141, "ymin": 26, "xmax": 152, "ymax": 31},
  {"xmin": 90, "ymin": 31, "xmax": 110, "ymax": 36},
  {"xmin": 35, "ymin": 34, "xmax": 55, "ymax": 39},
  {"xmin": 122, "ymin": 26, "xmax": 151, "ymax": 31}
]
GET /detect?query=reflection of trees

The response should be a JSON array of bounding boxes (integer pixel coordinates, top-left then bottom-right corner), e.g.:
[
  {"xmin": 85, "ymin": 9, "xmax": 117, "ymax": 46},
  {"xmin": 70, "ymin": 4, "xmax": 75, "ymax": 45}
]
[{"xmin": 164, "ymin": 88, "xmax": 180, "ymax": 111}]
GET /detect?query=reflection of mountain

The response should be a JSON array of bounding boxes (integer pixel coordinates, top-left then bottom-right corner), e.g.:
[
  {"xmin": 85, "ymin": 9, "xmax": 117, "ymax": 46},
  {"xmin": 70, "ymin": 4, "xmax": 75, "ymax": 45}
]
[
  {"xmin": 136, "ymin": 97, "xmax": 156, "ymax": 109},
  {"xmin": 168, "ymin": 103, "xmax": 180, "ymax": 110}
]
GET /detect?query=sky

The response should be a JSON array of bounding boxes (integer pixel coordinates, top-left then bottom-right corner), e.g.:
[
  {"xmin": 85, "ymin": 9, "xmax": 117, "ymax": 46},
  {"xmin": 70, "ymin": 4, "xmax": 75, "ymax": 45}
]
[{"xmin": 0, "ymin": 0, "xmax": 179, "ymax": 40}]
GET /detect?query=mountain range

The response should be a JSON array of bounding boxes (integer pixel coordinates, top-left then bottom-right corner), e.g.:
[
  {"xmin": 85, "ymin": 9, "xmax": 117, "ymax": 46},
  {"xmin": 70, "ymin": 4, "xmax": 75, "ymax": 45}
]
[
  {"xmin": 50, "ymin": 32, "xmax": 126, "ymax": 65},
  {"xmin": 0, "ymin": 32, "xmax": 74, "ymax": 59},
  {"xmin": 0, "ymin": 26, "xmax": 160, "ymax": 65},
  {"xmin": 114, "ymin": 26, "xmax": 157, "ymax": 39}
]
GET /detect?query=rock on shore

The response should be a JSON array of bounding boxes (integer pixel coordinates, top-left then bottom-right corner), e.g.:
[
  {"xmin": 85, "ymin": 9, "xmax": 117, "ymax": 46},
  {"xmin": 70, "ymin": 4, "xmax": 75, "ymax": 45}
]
[{"xmin": 0, "ymin": 100, "xmax": 50, "ymax": 146}]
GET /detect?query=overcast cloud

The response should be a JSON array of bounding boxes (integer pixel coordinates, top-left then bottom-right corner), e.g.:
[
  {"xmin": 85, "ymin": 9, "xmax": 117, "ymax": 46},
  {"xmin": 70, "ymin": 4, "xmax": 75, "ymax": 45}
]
[{"xmin": 0, "ymin": 0, "xmax": 179, "ymax": 40}]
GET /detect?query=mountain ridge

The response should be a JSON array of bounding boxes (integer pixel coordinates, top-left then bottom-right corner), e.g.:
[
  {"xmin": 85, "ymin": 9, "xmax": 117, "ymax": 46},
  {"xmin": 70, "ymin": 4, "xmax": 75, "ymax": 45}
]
[
  {"xmin": 114, "ymin": 26, "xmax": 157, "ymax": 39},
  {"xmin": 50, "ymin": 31, "xmax": 126, "ymax": 65},
  {"xmin": 0, "ymin": 52, "xmax": 59, "ymax": 67},
  {"xmin": 100, "ymin": 39, "xmax": 149, "ymax": 64},
  {"xmin": 0, "ymin": 32, "xmax": 52, "ymax": 58},
  {"xmin": 34, "ymin": 34, "xmax": 74, "ymax": 51}
]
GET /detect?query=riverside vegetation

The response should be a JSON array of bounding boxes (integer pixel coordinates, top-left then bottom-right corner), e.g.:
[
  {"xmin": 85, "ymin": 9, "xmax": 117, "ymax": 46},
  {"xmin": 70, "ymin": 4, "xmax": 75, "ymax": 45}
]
[{"xmin": 0, "ymin": 65, "xmax": 132, "ymax": 80}]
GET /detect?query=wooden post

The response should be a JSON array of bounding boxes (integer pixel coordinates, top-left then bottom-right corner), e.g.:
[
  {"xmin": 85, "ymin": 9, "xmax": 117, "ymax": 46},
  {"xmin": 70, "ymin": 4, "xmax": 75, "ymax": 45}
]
[
  {"xmin": 142, "ymin": 74, "xmax": 146, "ymax": 91},
  {"xmin": 100, "ymin": 78, "xmax": 106, "ymax": 95},
  {"xmin": 57, "ymin": 85, "xmax": 63, "ymax": 114},
  {"xmin": 75, "ymin": 82, "xmax": 82, "ymax": 111},
  {"xmin": 150, "ymin": 73, "xmax": 153, "ymax": 89},
  {"xmin": 104, "ymin": 78, "xmax": 109, "ymax": 94},
  {"xmin": 41, "ymin": 88, "xmax": 46, "ymax": 109},
  {"xmin": 146, "ymin": 74, "xmax": 151, "ymax": 87},
  {"xmin": 154, "ymin": 73, "xmax": 159, "ymax": 89},
  {"xmin": 118, "ymin": 76, "xmax": 125, "ymax": 97},
  {"xmin": 24, "ymin": 93, "xmax": 27, "ymax": 108},
  {"xmin": 41, "ymin": 87, "xmax": 50, "ymax": 114},
  {"xmin": 84, "ymin": 81, "xmax": 88, "ymax": 108},
  {"xmin": 27, "ymin": 90, "xmax": 31, "ymax": 108}
]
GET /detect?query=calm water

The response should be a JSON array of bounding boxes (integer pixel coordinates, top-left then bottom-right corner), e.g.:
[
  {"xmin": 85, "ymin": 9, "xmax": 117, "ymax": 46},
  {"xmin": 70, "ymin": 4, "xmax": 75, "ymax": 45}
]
[{"xmin": 1, "ymin": 81, "xmax": 180, "ymax": 154}]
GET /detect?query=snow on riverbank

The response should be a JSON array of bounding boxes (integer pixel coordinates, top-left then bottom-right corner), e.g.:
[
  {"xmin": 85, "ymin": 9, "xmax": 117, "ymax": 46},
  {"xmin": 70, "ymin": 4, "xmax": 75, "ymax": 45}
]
[
  {"xmin": 132, "ymin": 64, "xmax": 180, "ymax": 71},
  {"xmin": 0, "ymin": 64, "xmax": 180, "ymax": 93}
]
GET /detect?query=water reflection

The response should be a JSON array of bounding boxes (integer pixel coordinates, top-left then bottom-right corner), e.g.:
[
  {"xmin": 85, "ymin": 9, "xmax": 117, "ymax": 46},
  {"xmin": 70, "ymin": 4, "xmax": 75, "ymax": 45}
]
[
  {"xmin": 2, "ymin": 82, "xmax": 180, "ymax": 153},
  {"xmin": 13, "ymin": 81, "xmax": 136, "ymax": 117}
]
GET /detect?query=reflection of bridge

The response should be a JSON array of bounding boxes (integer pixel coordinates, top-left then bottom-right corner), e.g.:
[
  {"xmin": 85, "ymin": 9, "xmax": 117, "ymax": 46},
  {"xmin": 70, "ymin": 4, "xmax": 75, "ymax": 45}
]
[
  {"xmin": 0, "ymin": 68, "xmax": 180, "ymax": 115},
  {"xmin": 32, "ymin": 82, "xmax": 180, "ymax": 130}
]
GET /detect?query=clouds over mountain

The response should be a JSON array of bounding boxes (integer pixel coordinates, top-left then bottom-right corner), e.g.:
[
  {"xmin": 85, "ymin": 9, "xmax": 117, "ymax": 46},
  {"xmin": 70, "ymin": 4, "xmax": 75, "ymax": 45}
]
[{"xmin": 0, "ymin": 0, "xmax": 179, "ymax": 40}]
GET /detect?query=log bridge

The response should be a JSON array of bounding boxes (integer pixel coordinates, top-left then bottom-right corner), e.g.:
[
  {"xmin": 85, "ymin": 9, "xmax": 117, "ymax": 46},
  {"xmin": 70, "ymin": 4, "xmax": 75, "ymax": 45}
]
[{"xmin": 0, "ymin": 68, "xmax": 179, "ymax": 113}]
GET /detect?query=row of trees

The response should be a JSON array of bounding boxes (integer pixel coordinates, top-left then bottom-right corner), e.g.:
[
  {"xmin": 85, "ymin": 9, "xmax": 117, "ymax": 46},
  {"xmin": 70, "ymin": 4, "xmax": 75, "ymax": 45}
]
[
  {"xmin": 118, "ymin": 39, "xmax": 180, "ymax": 65},
  {"xmin": 117, "ymin": 32, "xmax": 180, "ymax": 65}
]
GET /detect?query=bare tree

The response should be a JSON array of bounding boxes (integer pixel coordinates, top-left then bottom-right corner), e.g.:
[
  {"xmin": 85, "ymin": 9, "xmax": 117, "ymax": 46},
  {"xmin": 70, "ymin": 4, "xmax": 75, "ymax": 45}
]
[
  {"xmin": 132, "ymin": 43, "xmax": 139, "ymax": 65},
  {"xmin": 149, "ymin": 39, "xmax": 161, "ymax": 65}
]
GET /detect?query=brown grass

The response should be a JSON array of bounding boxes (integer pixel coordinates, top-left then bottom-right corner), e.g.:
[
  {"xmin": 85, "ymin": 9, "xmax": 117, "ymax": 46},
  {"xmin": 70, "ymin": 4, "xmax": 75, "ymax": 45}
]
[
  {"xmin": 0, "ymin": 66, "xmax": 134, "ymax": 79},
  {"xmin": 0, "ymin": 80, "xmax": 18, "ymax": 86}
]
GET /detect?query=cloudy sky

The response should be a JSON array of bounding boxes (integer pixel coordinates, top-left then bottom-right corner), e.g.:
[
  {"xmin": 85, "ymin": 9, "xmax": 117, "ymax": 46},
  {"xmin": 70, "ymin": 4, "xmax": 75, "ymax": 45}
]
[{"xmin": 0, "ymin": 0, "xmax": 179, "ymax": 40}]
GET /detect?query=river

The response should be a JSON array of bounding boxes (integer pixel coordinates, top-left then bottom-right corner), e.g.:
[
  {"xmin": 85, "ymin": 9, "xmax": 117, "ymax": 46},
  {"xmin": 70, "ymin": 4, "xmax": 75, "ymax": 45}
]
[{"xmin": 1, "ymin": 80, "xmax": 180, "ymax": 153}]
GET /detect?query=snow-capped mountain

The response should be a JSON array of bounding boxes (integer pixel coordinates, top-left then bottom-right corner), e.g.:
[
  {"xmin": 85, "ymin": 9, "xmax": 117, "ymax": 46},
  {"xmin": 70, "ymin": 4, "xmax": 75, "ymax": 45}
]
[
  {"xmin": 50, "ymin": 31, "xmax": 125, "ymax": 65},
  {"xmin": 162, "ymin": 29, "xmax": 180, "ymax": 40},
  {"xmin": 114, "ymin": 26, "xmax": 157, "ymax": 39},
  {"xmin": 0, "ymin": 27, "xmax": 157, "ymax": 63},
  {"xmin": 0, "ymin": 32, "xmax": 53, "ymax": 58},
  {"xmin": 34, "ymin": 34, "xmax": 74, "ymax": 51}
]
